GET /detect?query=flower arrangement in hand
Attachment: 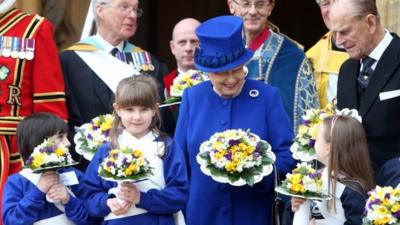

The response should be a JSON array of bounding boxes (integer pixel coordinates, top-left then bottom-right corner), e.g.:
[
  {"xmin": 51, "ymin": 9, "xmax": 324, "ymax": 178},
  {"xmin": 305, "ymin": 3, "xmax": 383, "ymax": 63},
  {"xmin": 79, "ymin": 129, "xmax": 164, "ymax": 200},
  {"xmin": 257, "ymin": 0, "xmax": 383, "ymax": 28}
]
[
  {"xmin": 164, "ymin": 69, "xmax": 208, "ymax": 105},
  {"xmin": 196, "ymin": 129, "xmax": 276, "ymax": 186},
  {"xmin": 363, "ymin": 186, "xmax": 400, "ymax": 225},
  {"xmin": 291, "ymin": 100, "xmax": 362, "ymax": 162},
  {"xmin": 74, "ymin": 114, "xmax": 114, "ymax": 160},
  {"xmin": 24, "ymin": 139, "xmax": 77, "ymax": 173},
  {"xmin": 276, "ymin": 162, "xmax": 329, "ymax": 200},
  {"xmin": 98, "ymin": 146, "xmax": 153, "ymax": 182},
  {"xmin": 290, "ymin": 102, "xmax": 335, "ymax": 162}
]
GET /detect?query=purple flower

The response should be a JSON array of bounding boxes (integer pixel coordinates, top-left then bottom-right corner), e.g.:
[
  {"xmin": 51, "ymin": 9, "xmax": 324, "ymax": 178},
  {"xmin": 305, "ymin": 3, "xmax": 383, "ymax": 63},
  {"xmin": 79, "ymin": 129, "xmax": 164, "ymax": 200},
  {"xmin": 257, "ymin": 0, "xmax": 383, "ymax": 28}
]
[
  {"xmin": 308, "ymin": 139, "xmax": 316, "ymax": 148},
  {"xmin": 106, "ymin": 161, "xmax": 115, "ymax": 167},
  {"xmin": 253, "ymin": 151, "xmax": 260, "ymax": 158},
  {"xmin": 122, "ymin": 158, "xmax": 130, "ymax": 167},
  {"xmin": 87, "ymin": 133, "xmax": 93, "ymax": 140},
  {"xmin": 104, "ymin": 130, "xmax": 110, "ymax": 136},
  {"xmin": 225, "ymin": 152, "xmax": 232, "ymax": 160},
  {"xmin": 304, "ymin": 120, "xmax": 311, "ymax": 126},
  {"xmin": 368, "ymin": 199, "xmax": 381, "ymax": 209},
  {"xmin": 229, "ymin": 139, "xmax": 240, "ymax": 147},
  {"xmin": 45, "ymin": 146, "xmax": 54, "ymax": 153},
  {"xmin": 191, "ymin": 73, "xmax": 198, "ymax": 79},
  {"xmin": 255, "ymin": 142, "xmax": 263, "ymax": 151},
  {"xmin": 25, "ymin": 156, "xmax": 33, "ymax": 165},
  {"xmin": 393, "ymin": 210, "xmax": 400, "ymax": 218},
  {"xmin": 309, "ymin": 172, "xmax": 320, "ymax": 179}
]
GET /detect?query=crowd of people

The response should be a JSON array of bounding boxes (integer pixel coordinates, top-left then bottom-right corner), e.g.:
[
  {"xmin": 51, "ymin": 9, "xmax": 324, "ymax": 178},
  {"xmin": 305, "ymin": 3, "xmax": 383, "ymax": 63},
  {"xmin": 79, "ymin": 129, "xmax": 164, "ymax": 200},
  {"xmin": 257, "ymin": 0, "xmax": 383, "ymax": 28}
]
[{"xmin": 0, "ymin": 0, "xmax": 399, "ymax": 225}]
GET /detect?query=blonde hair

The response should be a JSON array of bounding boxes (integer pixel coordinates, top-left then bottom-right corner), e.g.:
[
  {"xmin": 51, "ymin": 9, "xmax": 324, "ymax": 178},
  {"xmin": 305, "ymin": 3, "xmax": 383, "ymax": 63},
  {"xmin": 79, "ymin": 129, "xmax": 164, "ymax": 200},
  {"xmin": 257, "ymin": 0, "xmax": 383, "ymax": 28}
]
[
  {"xmin": 322, "ymin": 115, "xmax": 374, "ymax": 211},
  {"xmin": 110, "ymin": 75, "xmax": 162, "ymax": 148}
]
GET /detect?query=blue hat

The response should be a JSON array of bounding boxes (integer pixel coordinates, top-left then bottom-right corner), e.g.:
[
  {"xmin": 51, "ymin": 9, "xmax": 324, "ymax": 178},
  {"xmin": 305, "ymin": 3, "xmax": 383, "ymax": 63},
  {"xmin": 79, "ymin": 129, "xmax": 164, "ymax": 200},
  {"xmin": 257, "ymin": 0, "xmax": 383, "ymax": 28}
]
[{"xmin": 194, "ymin": 15, "xmax": 254, "ymax": 73}]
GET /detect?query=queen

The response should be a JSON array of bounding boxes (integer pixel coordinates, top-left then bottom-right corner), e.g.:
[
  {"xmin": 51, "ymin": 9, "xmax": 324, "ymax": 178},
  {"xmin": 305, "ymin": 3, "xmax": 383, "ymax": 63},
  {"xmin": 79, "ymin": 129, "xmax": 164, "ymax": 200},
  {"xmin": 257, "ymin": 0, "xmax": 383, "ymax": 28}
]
[{"xmin": 174, "ymin": 15, "xmax": 295, "ymax": 225}]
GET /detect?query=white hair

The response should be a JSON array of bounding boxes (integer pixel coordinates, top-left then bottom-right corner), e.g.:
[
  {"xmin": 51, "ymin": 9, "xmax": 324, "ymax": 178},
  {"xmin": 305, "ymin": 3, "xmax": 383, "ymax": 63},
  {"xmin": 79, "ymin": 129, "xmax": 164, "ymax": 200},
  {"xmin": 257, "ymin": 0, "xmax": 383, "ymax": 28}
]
[{"xmin": 92, "ymin": 0, "xmax": 108, "ymax": 22}]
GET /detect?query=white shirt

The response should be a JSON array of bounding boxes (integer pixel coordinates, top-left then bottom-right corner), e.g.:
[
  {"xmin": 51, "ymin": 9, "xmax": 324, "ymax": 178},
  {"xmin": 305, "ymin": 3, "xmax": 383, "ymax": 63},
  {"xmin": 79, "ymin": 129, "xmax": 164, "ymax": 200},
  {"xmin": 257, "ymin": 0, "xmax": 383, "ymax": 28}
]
[
  {"xmin": 94, "ymin": 33, "xmax": 125, "ymax": 53},
  {"xmin": 362, "ymin": 30, "xmax": 393, "ymax": 71}
]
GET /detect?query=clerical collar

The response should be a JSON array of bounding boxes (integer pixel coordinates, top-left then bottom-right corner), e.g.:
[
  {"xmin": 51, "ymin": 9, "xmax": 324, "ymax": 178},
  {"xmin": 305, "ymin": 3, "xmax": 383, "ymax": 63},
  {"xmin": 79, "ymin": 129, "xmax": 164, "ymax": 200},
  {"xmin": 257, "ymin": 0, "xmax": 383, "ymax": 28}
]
[
  {"xmin": 248, "ymin": 27, "xmax": 270, "ymax": 51},
  {"xmin": 94, "ymin": 33, "xmax": 125, "ymax": 53}
]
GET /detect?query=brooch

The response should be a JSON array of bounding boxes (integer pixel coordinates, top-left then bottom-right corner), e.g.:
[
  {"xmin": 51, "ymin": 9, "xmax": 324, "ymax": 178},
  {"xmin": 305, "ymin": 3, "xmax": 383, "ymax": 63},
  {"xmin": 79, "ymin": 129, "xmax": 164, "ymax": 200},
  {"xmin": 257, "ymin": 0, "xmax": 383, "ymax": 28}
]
[{"xmin": 249, "ymin": 89, "xmax": 259, "ymax": 98}]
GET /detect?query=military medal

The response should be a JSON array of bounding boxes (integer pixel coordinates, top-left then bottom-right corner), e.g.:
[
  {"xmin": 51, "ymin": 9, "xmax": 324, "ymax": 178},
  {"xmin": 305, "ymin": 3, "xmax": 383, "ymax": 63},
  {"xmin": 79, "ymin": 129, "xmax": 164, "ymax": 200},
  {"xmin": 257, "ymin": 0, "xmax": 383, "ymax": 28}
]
[
  {"xmin": 138, "ymin": 52, "xmax": 148, "ymax": 71},
  {"xmin": 2, "ymin": 36, "xmax": 11, "ymax": 57},
  {"xmin": 131, "ymin": 52, "xmax": 141, "ymax": 71},
  {"xmin": 18, "ymin": 38, "xmax": 26, "ymax": 59},
  {"xmin": 25, "ymin": 38, "xmax": 35, "ymax": 60},
  {"xmin": 144, "ymin": 52, "xmax": 155, "ymax": 71},
  {"xmin": 11, "ymin": 37, "xmax": 20, "ymax": 58}
]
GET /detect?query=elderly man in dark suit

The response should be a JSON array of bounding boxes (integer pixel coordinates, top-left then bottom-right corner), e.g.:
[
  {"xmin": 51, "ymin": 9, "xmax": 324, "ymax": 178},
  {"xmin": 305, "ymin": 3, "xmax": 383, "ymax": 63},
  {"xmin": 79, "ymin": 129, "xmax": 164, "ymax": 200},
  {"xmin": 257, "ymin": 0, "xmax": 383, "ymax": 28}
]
[{"xmin": 331, "ymin": 0, "xmax": 400, "ymax": 173}]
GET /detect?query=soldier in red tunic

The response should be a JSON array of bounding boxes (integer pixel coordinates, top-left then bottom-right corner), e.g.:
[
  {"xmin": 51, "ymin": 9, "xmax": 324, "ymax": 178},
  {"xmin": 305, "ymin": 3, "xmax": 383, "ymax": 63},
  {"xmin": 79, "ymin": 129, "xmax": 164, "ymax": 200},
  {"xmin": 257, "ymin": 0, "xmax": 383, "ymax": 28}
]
[{"xmin": 0, "ymin": 1, "xmax": 68, "ymax": 222}]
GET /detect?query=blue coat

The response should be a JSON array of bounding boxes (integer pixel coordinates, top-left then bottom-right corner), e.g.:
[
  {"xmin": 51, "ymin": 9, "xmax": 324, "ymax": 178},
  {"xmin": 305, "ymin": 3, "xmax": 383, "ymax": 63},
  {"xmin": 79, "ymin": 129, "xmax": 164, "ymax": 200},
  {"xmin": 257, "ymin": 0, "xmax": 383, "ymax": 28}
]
[
  {"xmin": 83, "ymin": 136, "xmax": 188, "ymax": 225},
  {"xmin": 246, "ymin": 30, "xmax": 319, "ymax": 133},
  {"xmin": 174, "ymin": 80, "xmax": 294, "ymax": 225},
  {"xmin": 2, "ymin": 167, "xmax": 98, "ymax": 225}
]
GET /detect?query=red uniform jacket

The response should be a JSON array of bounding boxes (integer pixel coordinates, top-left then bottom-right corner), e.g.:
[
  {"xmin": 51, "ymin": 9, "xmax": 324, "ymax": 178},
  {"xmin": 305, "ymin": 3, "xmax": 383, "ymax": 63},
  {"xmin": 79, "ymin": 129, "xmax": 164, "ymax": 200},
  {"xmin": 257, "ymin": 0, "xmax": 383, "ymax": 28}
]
[{"xmin": 163, "ymin": 69, "xmax": 178, "ymax": 98}]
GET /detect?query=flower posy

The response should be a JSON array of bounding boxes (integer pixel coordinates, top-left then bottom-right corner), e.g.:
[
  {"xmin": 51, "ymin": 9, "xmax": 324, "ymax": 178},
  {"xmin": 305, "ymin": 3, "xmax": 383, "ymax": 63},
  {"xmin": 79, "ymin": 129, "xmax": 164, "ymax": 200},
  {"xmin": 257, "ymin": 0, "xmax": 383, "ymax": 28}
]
[
  {"xmin": 98, "ymin": 146, "xmax": 153, "ymax": 181},
  {"xmin": 291, "ymin": 102, "xmax": 335, "ymax": 161},
  {"xmin": 279, "ymin": 162, "xmax": 326, "ymax": 198},
  {"xmin": 170, "ymin": 69, "xmax": 208, "ymax": 97},
  {"xmin": 363, "ymin": 186, "xmax": 400, "ymax": 225},
  {"xmin": 197, "ymin": 129, "xmax": 275, "ymax": 186},
  {"xmin": 25, "ymin": 139, "xmax": 75, "ymax": 171},
  {"xmin": 163, "ymin": 69, "xmax": 208, "ymax": 105},
  {"xmin": 74, "ymin": 114, "xmax": 114, "ymax": 160}
]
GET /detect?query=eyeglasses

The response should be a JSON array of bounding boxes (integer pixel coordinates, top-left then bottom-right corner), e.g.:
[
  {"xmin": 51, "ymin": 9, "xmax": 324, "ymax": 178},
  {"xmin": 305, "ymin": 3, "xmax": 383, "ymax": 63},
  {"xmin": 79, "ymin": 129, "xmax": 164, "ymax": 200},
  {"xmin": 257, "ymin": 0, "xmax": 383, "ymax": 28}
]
[
  {"xmin": 102, "ymin": 2, "xmax": 143, "ymax": 17},
  {"xmin": 232, "ymin": 0, "xmax": 271, "ymax": 11}
]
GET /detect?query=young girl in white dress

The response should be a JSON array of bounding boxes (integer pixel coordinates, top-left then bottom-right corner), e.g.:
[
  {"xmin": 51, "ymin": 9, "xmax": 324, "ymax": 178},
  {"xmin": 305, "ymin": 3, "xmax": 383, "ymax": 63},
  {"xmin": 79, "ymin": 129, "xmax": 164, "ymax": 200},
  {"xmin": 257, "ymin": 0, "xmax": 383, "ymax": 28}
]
[
  {"xmin": 84, "ymin": 75, "xmax": 188, "ymax": 225},
  {"xmin": 291, "ymin": 115, "xmax": 374, "ymax": 225}
]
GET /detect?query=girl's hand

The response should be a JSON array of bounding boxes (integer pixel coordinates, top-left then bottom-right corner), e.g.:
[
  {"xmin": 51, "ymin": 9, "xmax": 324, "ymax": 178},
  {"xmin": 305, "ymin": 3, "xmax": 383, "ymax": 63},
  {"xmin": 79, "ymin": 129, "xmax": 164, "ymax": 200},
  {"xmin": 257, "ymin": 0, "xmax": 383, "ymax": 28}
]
[
  {"xmin": 106, "ymin": 198, "xmax": 132, "ymax": 215},
  {"xmin": 118, "ymin": 182, "xmax": 140, "ymax": 205},
  {"xmin": 47, "ymin": 184, "xmax": 70, "ymax": 204},
  {"xmin": 291, "ymin": 197, "xmax": 306, "ymax": 212},
  {"xmin": 37, "ymin": 171, "xmax": 59, "ymax": 193}
]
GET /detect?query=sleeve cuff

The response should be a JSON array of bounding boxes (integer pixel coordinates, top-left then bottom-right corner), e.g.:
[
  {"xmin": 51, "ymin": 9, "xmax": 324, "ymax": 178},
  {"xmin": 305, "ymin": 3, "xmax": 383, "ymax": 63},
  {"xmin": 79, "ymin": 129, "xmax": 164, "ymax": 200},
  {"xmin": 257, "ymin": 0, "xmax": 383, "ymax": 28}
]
[
  {"xmin": 137, "ymin": 191, "xmax": 151, "ymax": 209},
  {"xmin": 99, "ymin": 193, "xmax": 112, "ymax": 215}
]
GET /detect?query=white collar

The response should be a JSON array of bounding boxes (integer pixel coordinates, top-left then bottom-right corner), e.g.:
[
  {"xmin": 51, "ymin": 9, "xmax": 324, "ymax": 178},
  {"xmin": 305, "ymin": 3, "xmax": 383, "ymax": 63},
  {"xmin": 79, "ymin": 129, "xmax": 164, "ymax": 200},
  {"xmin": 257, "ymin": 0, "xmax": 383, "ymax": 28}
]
[
  {"xmin": 366, "ymin": 30, "xmax": 393, "ymax": 65},
  {"xmin": 95, "ymin": 33, "xmax": 125, "ymax": 53},
  {"xmin": 177, "ymin": 68, "xmax": 186, "ymax": 76},
  {"xmin": 119, "ymin": 130, "xmax": 157, "ymax": 144}
]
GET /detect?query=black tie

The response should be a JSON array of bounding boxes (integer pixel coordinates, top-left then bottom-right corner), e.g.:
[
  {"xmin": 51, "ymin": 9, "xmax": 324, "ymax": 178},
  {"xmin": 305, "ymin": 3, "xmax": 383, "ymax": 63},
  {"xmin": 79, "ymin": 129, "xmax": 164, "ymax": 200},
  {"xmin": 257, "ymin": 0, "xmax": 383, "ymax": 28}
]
[
  {"xmin": 357, "ymin": 56, "xmax": 375, "ymax": 89},
  {"xmin": 110, "ymin": 48, "xmax": 119, "ymax": 57}
]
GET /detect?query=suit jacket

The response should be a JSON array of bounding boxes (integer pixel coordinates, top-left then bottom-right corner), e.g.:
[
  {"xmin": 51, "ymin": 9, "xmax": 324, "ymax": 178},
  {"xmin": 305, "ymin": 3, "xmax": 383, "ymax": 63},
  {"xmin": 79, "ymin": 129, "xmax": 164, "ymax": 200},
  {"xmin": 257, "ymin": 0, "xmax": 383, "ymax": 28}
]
[
  {"xmin": 375, "ymin": 157, "xmax": 400, "ymax": 187},
  {"xmin": 60, "ymin": 50, "xmax": 173, "ymax": 170},
  {"xmin": 337, "ymin": 33, "xmax": 400, "ymax": 173}
]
